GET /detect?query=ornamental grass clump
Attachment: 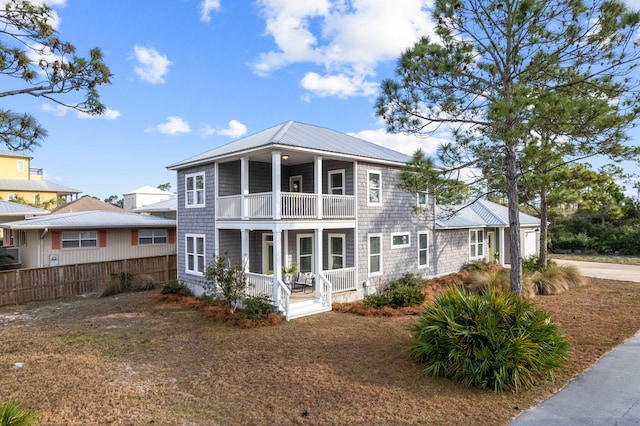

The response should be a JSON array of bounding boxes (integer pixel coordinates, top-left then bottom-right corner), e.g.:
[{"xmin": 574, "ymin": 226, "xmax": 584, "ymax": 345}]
[{"xmin": 410, "ymin": 286, "xmax": 571, "ymax": 392}]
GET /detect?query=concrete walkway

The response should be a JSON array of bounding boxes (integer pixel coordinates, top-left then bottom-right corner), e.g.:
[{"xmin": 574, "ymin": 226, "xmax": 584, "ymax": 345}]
[{"xmin": 509, "ymin": 260, "xmax": 640, "ymax": 425}]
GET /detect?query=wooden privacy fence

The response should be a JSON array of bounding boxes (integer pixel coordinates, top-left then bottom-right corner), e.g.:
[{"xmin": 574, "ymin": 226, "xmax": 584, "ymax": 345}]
[{"xmin": 0, "ymin": 255, "xmax": 177, "ymax": 307}]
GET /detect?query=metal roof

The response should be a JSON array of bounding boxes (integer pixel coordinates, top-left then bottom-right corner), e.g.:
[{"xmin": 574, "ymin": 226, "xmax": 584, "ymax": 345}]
[
  {"xmin": 167, "ymin": 121, "xmax": 411, "ymax": 170},
  {"xmin": 131, "ymin": 198, "xmax": 177, "ymax": 213},
  {"xmin": 436, "ymin": 199, "xmax": 540, "ymax": 229},
  {"xmin": 0, "ymin": 150, "xmax": 31, "ymax": 159},
  {"xmin": 124, "ymin": 185, "xmax": 175, "ymax": 196},
  {"xmin": 0, "ymin": 178, "xmax": 80, "ymax": 194},
  {"xmin": 0, "ymin": 200, "xmax": 49, "ymax": 217},
  {"xmin": 0, "ymin": 210, "xmax": 176, "ymax": 230}
]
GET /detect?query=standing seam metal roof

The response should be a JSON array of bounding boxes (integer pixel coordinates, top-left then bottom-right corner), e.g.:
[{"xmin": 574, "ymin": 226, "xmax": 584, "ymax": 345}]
[{"xmin": 167, "ymin": 121, "xmax": 410, "ymax": 169}]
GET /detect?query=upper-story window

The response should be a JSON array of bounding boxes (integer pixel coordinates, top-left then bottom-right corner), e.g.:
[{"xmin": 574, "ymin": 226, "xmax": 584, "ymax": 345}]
[
  {"xmin": 367, "ymin": 170, "xmax": 381, "ymax": 206},
  {"xmin": 417, "ymin": 191, "xmax": 428, "ymax": 208},
  {"xmin": 328, "ymin": 169, "xmax": 345, "ymax": 195},
  {"xmin": 469, "ymin": 229, "xmax": 485, "ymax": 259},
  {"xmin": 16, "ymin": 160, "xmax": 24, "ymax": 171},
  {"xmin": 185, "ymin": 172, "xmax": 205, "ymax": 207},
  {"xmin": 62, "ymin": 231, "xmax": 98, "ymax": 248}
]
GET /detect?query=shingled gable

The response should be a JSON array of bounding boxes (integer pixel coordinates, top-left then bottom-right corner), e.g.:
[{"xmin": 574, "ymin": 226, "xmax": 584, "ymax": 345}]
[{"xmin": 167, "ymin": 120, "xmax": 411, "ymax": 170}]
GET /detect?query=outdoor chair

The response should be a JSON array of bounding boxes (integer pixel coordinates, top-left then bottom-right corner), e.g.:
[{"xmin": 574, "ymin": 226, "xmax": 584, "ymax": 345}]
[{"xmin": 293, "ymin": 272, "xmax": 315, "ymax": 294}]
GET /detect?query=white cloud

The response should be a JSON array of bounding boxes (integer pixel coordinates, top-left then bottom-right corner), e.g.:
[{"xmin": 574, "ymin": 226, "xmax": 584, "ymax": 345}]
[
  {"xmin": 348, "ymin": 127, "xmax": 442, "ymax": 156},
  {"xmin": 200, "ymin": 0, "xmax": 221, "ymax": 23},
  {"xmin": 252, "ymin": 0, "xmax": 435, "ymax": 98},
  {"xmin": 41, "ymin": 103, "xmax": 120, "ymax": 120},
  {"xmin": 200, "ymin": 120, "xmax": 248, "ymax": 138},
  {"xmin": 133, "ymin": 45, "xmax": 172, "ymax": 84},
  {"xmin": 41, "ymin": 103, "xmax": 69, "ymax": 116},
  {"xmin": 77, "ymin": 108, "xmax": 121, "ymax": 120},
  {"xmin": 147, "ymin": 116, "xmax": 191, "ymax": 135}
]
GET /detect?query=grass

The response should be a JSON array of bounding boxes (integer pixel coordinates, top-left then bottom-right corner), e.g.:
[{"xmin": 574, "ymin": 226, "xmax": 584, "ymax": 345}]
[{"xmin": 1, "ymin": 278, "xmax": 640, "ymax": 424}]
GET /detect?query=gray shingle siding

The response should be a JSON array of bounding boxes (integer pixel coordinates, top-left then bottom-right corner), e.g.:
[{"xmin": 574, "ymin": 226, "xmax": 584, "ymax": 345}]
[
  {"xmin": 218, "ymin": 161, "xmax": 240, "ymax": 196},
  {"xmin": 356, "ymin": 161, "xmax": 435, "ymax": 288},
  {"xmin": 433, "ymin": 229, "xmax": 469, "ymax": 276},
  {"xmin": 176, "ymin": 164, "xmax": 216, "ymax": 290}
]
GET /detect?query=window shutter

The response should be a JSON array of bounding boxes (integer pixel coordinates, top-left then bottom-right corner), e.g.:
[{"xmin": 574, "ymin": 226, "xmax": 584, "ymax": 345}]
[
  {"xmin": 131, "ymin": 229, "xmax": 138, "ymax": 246},
  {"xmin": 168, "ymin": 229, "xmax": 175, "ymax": 244},
  {"xmin": 52, "ymin": 231, "xmax": 61, "ymax": 249},
  {"xmin": 99, "ymin": 230, "xmax": 107, "ymax": 248}
]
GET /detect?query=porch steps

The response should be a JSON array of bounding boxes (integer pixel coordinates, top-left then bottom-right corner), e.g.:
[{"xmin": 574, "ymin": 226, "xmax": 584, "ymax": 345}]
[{"xmin": 287, "ymin": 299, "xmax": 331, "ymax": 320}]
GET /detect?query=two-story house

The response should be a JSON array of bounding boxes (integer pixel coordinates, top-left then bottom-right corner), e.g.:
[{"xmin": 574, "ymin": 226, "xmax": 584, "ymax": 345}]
[
  {"xmin": 168, "ymin": 121, "xmax": 540, "ymax": 320},
  {"xmin": 168, "ymin": 121, "xmax": 439, "ymax": 319},
  {"xmin": 0, "ymin": 150, "xmax": 80, "ymax": 207}
]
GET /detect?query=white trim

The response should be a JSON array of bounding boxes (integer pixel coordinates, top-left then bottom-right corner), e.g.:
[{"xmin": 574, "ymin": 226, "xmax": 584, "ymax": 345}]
[
  {"xmin": 328, "ymin": 233, "xmax": 346, "ymax": 270},
  {"xmin": 390, "ymin": 232, "xmax": 410, "ymax": 249},
  {"xmin": 469, "ymin": 228, "xmax": 485, "ymax": 259},
  {"xmin": 368, "ymin": 233, "xmax": 383, "ymax": 276},
  {"xmin": 185, "ymin": 172, "xmax": 205, "ymax": 208},
  {"xmin": 367, "ymin": 169, "xmax": 382, "ymax": 206},
  {"xmin": 297, "ymin": 233, "xmax": 314, "ymax": 273},
  {"xmin": 185, "ymin": 233, "xmax": 206, "ymax": 276},
  {"xmin": 262, "ymin": 233, "xmax": 274, "ymax": 275},
  {"xmin": 417, "ymin": 230, "xmax": 429, "ymax": 268},
  {"xmin": 328, "ymin": 169, "xmax": 345, "ymax": 195},
  {"xmin": 417, "ymin": 191, "xmax": 428, "ymax": 208}
]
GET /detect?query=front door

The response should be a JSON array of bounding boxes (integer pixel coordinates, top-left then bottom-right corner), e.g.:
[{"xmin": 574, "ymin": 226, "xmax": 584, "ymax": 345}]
[
  {"xmin": 297, "ymin": 234, "xmax": 314, "ymax": 273},
  {"xmin": 263, "ymin": 233, "xmax": 274, "ymax": 274},
  {"xmin": 290, "ymin": 175, "xmax": 302, "ymax": 193},
  {"xmin": 487, "ymin": 231, "xmax": 495, "ymax": 263}
]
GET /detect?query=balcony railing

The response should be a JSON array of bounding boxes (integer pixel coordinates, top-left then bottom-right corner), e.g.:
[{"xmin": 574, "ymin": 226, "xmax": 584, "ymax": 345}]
[{"xmin": 216, "ymin": 192, "xmax": 355, "ymax": 220}]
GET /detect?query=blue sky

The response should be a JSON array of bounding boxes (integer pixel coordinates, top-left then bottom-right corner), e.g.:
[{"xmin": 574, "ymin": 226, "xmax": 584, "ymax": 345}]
[{"xmin": 8, "ymin": 0, "xmax": 640, "ymax": 201}]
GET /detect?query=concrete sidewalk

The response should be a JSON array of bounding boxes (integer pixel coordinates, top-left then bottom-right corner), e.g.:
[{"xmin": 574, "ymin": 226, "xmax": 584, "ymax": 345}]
[{"xmin": 509, "ymin": 260, "xmax": 640, "ymax": 425}]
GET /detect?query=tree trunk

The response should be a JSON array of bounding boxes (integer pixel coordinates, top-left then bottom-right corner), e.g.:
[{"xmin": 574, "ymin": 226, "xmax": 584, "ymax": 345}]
[
  {"xmin": 506, "ymin": 145, "xmax": 523, "ymax": 294},
  {"xmin": 538, "ymin": 190, "xmax": 548, "ymax": 268}
]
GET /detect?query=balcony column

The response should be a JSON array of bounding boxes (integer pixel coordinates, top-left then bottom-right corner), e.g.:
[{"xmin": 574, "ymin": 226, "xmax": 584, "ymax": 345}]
[
  {"xmin": 315, "ymin": 155, "xmax": 323, "ymax": 219},
  {"xmin": 273, "ymin": 229, "xmax": 283, "ymax": 306},
  {"xmin": 241, "ymin": 157, "xmax": 249, "ymax": 220},
  {"xmin": 241, "ymin": 228, "xmax": 249, "ymax": 272},
  {"xmin": 272, "ymin": 151, "xmax": 282, "ymax": 220},
  {"xmin": 314, "ymin": 227, "xmax": 323, "ymax": 297},
  {"xmin": 499, "ymin": 227, "xmax": 506, "ymax": 266}
]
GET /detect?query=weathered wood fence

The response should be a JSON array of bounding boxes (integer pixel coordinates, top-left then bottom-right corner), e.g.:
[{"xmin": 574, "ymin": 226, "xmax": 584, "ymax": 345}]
[{"xmin": 0, "ymin": 255, "xmax": 177, "ymax": 307}]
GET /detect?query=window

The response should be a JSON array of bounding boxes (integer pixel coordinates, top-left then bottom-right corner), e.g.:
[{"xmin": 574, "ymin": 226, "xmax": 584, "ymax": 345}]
[
  {"xmin": 297, "ymin": 234, "xmax": 314, "ymax": 273},
  {"xmin": 418, "ymin": 231, "xmax": 429, "ymax": 268},
  {"xmin": 391, "ymin": 232, "xmax": 410, "ymax": 249},
  {"xmin": 328, "ymin": 233, "xmax": 345, "ymax": 269},
  {"xmin": 469, "ymin": 229, "xmax": 484, "ymax": 259},
  {"xmin": 328, "ymin": 169, "xmax": 345, "ymax": 195},
  {"xmin": 139, "ymin": 229, "xmax": 168, "ymax": 245},
  {"xmin": 62, "ymin": 231, "xmax": 98, "ymax": 248},
  {"xmin": 367, "ymin": 170, "xmax": 381, "ymax": 205},
  {"xmin": 417, "ymin": 191, "xmax": 428, "ymax": 208},
  {"xmin": 368, "ymin": 233, "xmax": 382, "ymax": 276},
  {"xmin": 7, "ymin": 194, "xmax": 14, "ymax": 201},
  {"xmin": 290, "ymin": 175, "xmax": 302, "ymax": 193},
  {"xmin": 186, "ymin": 234, "xmax": 205, "ymax": 275},
  {"xmin": 16, "ymin": 160, "xmax": 24, "ymax": 171},
  {"xmin": 185, "ymin": 172, "xmax": 205, "ymax": 207}
]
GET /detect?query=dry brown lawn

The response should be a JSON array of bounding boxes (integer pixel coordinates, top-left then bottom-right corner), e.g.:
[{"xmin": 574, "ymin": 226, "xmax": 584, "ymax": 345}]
[{"xmin": 2, "ymin": 277, "xmax": 640, "ymax": 425}]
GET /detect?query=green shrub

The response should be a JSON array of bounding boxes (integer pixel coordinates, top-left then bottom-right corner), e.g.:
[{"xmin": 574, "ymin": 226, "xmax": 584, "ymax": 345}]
[
  {"xmin": 160, "ymin": 281, "xmax": 193, "ymax": 297},
  {"xmin": 387, "ymin": 285, "xmax": 425, "ymax": 308},
  {"xmin": 522, "ymin": 255, "xmax": 556, "ymax": 273},
  {"xmin": 410, "ymin": 286, "xmax": 571, "ymax": 392},
  {"xmin": 236, "ymin": 295, "xmax": 273, "ymax": 321},
  {"xmin": 362, "ymin": 293, "xmax": 390, "ymax": 309},
  {"xmin": 391, "ymin": 272, "xmax": 427, "ymax": 289},
  {"xmin": 0, "ymin": 401, "xmax": 41, "ymax": 426}
]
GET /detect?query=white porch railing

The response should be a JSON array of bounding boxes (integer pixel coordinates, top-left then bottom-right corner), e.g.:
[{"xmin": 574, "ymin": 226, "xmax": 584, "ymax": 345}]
[
  {"xmin": 322, "ymin": 267, "xmax": 357, "ymax": 292},
  {"xmin": 281, "ymin": 192, "xmax": 317, "ymax": 218},
  {"xmin": 317, "ymin": 273, "xmax": 333, "ymax": 307},
  {"xmin": 246, "ymin": 272, "xmax": 290, "ymax": 315},
  {"xmin": 217, "ymin": 192, "xmax": 355, "ymax": 220}
]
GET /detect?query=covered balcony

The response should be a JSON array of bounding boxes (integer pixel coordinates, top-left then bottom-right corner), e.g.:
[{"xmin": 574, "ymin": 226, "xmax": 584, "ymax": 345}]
[{"xmin": 215, "ymin": 150, "xmax": 356, "ymax": 221}]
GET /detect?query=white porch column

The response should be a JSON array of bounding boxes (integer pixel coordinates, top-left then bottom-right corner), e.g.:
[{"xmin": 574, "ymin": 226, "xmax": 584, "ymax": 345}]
[
  {"xmin": 315, "ymin": 155, "xmax": 323, "ymax": 219},
  {"xmin": 241, "ymin": 228, "xmax": 249, "ymax": 272},
  {"xmin": 499, "ymin": 227, "xmax": 506, "ymax": 266},
  {"xmin": 272, "ymin": 151, "xmax": 282, "ymax": 220},
  {"xmin": 214, "ymin": 227, "xmax": 220, "ymax": 259},
  {"xmin": 314, "ymin": 227, "xmax": 323, "ymax": 297},
  {"xmin": 241, "ymin": 156, "xmax": 249, "ymax": 220},
  {"xmin": 273, "ymin": 229, "xmax": 283, "ymax": 306},
  {"xmin": 214, "ymin": 163, "xmax": 219, "ymax": 220},
  {"xmin": 283, "ymin": 229, "xmax": 289, "ymax": 269}
]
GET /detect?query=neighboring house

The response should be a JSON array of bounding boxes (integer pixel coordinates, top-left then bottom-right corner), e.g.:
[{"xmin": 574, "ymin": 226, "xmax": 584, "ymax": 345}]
[
  {"xmin": 0, "ymin": 211, "xmax": 176, "ymax": 268},
  {"xmin": 0, "ymin": 201, "xmax": 50, "ymax": 268},
  {"xmin": 0, "ymin": 150, "xmax": 80, "ymax": 206},
  {"xmin": 51, "ymin": 195, "xmax": 127, "ymax": 214},
  {"xmin": 132, "ymin": 197, "xmax": 177, "ymax": 219},
  {"xmin": 167, "ymin": 120, "xmax": 540, "ymax": 320},
  {"xmin": 123, "ymin": 185, "xmax": 175, "ymax": 211},
  {"xmin": 434, "ymin": 199, "xmax": 540, "ymax": 275}
]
